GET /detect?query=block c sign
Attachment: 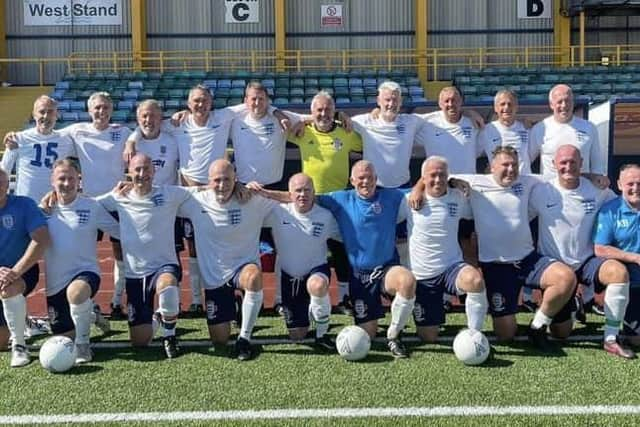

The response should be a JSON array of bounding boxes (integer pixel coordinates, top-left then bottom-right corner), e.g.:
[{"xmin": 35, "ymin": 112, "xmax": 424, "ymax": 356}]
[{"xmin": 225, "ymin": 0, "xmax": 259, "ymax": 23}]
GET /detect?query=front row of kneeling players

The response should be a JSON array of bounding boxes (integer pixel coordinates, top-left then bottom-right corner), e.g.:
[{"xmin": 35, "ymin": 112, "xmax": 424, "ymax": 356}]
[{"xmin": 2, "ymin": 143, "xmax": 638, "ymax": 367}]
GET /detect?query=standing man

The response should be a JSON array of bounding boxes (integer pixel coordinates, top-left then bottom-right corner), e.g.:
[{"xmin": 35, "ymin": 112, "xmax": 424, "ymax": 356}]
[
  {"xmin": 594, "ymin": 163, "xmax": 640, "ymax": 348},
  {"xmin": 530, "ymin": 145, "xmax": 634, "ymax": 358},
  {"xmin": 318, "ymin": 161, "xmax": 416, "ymax": 358},
  {"xmin": 263, "ymin": 173, "xmax": 340, "ymax": 349},
  {"xmin": 479, "ymin": 89, "xmax": 533, "ymax": 174},
  {"xmin": 403, "ymin": 156, "xmax": 488, "ymax": 343},
  {"xmin": 530, "ymin": 84, "xmax": 605, "ymax": 180},
  {"xmin": 352, "ymin": 81, "xmax": 426, "ymax": 189},
  {"xmin": 452, "ymin": 147, "xmax": 576, "ymax": 352},
  {"xmin": 178, "ymin": 159, "xmax": 276, "ymax": 361},
  {"xmin": 44, "ymin": 159, "xmax": 120, "ymax": 363},
  {"xmin": 98, "ymin": 154, "xmax": 189, "ymax": 359},
  {"xmin": 0, "ymin": 167, "xmax": 50, "ymax": 367},
  {"xmin": 1, "ymin": 95, "xmax": 76, "ymax": 202}
]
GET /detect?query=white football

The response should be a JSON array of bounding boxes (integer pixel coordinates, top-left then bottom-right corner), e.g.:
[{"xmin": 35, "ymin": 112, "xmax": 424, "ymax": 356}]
[
  {"xmin": 452, "ymin": 328, "xmax": 490, "ymax": 366},
  {"xmin": 39, "ymin": 335, "xmax": 76, "ymax": 373},
  {"xmin": 336, "ymin": 325, "xmax": 371, "ymax": 361}
]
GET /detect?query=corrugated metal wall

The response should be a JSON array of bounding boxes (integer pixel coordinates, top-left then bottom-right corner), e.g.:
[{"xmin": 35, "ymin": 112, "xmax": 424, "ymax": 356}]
[
  {"xmin": 146, "ymin": 0, "xmax": 274, "ymax": 52},
  {"xmin": 6, "ymin": 0, "xmax": 640, "ymax": 84},
  {"xmin": 5, "ymin": 0, "xmax": 131, "ymax": 84}
]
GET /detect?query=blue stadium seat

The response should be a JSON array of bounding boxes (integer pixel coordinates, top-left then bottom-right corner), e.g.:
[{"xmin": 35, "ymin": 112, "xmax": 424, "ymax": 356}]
[
  {"xmin": 290, "ymin": 78, "xmax": 304, "ymax": 88},
  {"xmin": 335, "ymin": 97, "xmax": 351, "ymax": 104},
  {"xmin": 304, "ymin": 78, "xmax": 319, "ymax": 87},
  {"xmin": 69, "ymin": 101, "xmax": 85, "ymax": 111},
  {"xmin": 78, "ymin": 111, "xmax": 91, "ymax": 121},
  {"xmin": 348, "ymin": 78, "xmax": 363, "ymax": 88},
  {"xmin": 289, "ymin": 97, "xmax": 304, "ymax": 104},
  {"xmin": 229, "ymin": 88, "xmax": 244, "ymax": 98},
  {"xmin": 165, "ymin": 100, "xmax": 180, "ymax": 109},
  {"xmin": 231, "ymin": 79, "xmax": 246, "ymax": 89},
  {"xmin": 62, "ymin": 112, "xmax": 79, "ymax": 122},
  {"xmin": 217, "ymin": 79, "xmax": 232, "ymax": 89},
  {"xmin": 289, "ymin": 87, "xmax": 304, "ymax": 97},
  {"xmin": 363, "ymin": 78, "xmax": 377, "ymax": 87},
  {"xmin": 333, "ymin": 78, "xmax": 348, "ymax": 87},
  {"xmin": 117, "ymin": 100, "xmax": 135, "ymax": 111},
  {"xmin": 123, "ymin": 90, "xmax": 140, "ymax": 100},
  {"xmin": 55, "ymin": 81, "xmax": 70, "ymax": 90},
  {"xmin": 56, "ymin": 101, "xmax": 71, "ymax": 111},
  {"xmin": 261, "ymin": 79, "xmax": 275, "ymax": 89},
  {"xmin": 128, "ymin": 81, "xmax": 144, "ymax": 90},
  {"xmin": 273, "ymin": 97, "xmax": 289, "ymax": 105},
  {"xmin": 203, "ymin": 79, "xmax": 217, "ymax": 89}
]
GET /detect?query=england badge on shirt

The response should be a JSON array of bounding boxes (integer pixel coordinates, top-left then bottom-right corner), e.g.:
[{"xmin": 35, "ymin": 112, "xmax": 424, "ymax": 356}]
[{"xmin": 1, "ymin": 214, "xmax": 14, "ymax": 230}]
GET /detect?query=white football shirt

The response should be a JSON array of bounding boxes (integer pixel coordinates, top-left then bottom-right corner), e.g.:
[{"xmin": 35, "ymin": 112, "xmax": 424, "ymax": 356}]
[
  {"xmin": 135, "ymin": 132, "xmax": 180, "ymax": 186},
  {"xmin": 530, "ymin": 177, "xmax": 616, "ymax": 269},
  {"xmin": 478, "ymin": 120, "xmax": 532, "ymax": 174},
  {"xmin": 98, "ymin": 185, "xmax": 191, "ymax": 277},
  {"xmin": 530, "ymin": 116, "xmax": 604, "ymax": 180},
  {"xmin": 402, "ymin": 189, "xmax": 472, "ymax": 279},
  {"xmin": 265, "ymin": 203, "xmax": 340, "ymax": 277},
  {"xmin": 178, "ymin": 190, "xmax": 277, "ymax": 289},
  {"xmin": 62, "ymin": 123, "xmax": 130, "ymax": 196},
  {"xmin": 44, "ymin": 195, "xmax": 120, "ymax": 296},
  {"xmin": 458, "ymin": 174, "xmax": 541, "ymax": 263},
  {"xmin": 352, "ymin": 113, "xmax": 424, "ymax": 188},
  {"xmin": 1, "ymin": 128, "xmax": 76, "ymax": 202},
  {"xmin": 417, "ymin": 111, "xmax": 480, "ymax": 174}
]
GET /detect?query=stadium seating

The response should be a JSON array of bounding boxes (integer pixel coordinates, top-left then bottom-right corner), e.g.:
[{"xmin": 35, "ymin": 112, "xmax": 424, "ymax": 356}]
[
  {"xmin": 51, "ymin": 70, "xmax": 427, "ymax": 125},
  {"xmin": 452, "ymin": 65, "xmax": 640, "ymax": 103}
]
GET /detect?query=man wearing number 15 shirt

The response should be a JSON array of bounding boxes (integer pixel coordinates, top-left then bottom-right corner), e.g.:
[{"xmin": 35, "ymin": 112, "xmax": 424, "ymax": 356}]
[{"xmin": 1, "ymin": 95, "xmax": 76, "ymax": 202}]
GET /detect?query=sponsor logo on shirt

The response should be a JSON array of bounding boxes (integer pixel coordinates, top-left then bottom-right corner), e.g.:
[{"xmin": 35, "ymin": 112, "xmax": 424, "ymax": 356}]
[
  {"xmin": 616, "ymin": 219, "xmax": 631, "ymax": 228},
  {"xmin": 228, "ymin": 208, "xmax": 242, "ymax": 225},
  {"xmin": 76, "ymin": 209, "xmax": 90, "ymax": 225},
  {"xmin": 152, "ymin": 159, "xmax": 166, "ymax": 170},
  {"xmin": 581, "ymin": 199, "xmax": 596, "ymax": 214},
  {"xmin": 1, "ymin": 214, "xmax": 15, "ymax": 230},
  {"xmin": 332, "ymin": 138, "xmax": 343, "ymax": 151}
]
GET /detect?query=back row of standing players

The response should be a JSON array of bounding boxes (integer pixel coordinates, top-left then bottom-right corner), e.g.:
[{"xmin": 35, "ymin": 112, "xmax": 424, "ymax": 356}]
[{"xmin": 0, "ymin": 79, "xmax": 635, "ymax": 365}]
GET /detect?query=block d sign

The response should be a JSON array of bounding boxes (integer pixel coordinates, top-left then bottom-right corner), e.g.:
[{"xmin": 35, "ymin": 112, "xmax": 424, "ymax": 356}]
[
  {"xmin": 225, "ymin": 0, "xmax": 259, "ymax": 23},
  {"xmin": 517, "ymin": 0, "xmax": 551, "ymax": 18}
]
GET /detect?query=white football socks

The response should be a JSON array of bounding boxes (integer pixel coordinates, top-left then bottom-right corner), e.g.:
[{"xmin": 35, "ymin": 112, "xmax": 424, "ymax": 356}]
[
  {"xmin": 2, "ymin": 294, "xmax": 27, "ymax": 347},
  {"xmin": 387, "ymin": 294, "xmax": 415, "ymax": 340},
  {"xmin": 188, "ymin": 257, "xmax": 202, "ymax": 305},
  {"xmin": 70, "ymin": 299, "xmax": 93, "ymax": 345},
  {"xmin": 604, "ymin": 283, "xmax": 629, "ymax": 342},
  {"xmin": 239, "ymin": 290, "xmax": 263, "ymax": 341},
  {"xmin": 112, "ymin": 260, "xmax": 125, "ymax": 306},
  {"xmin": 465, "ymin": 290, "xmax": 488, "ymax": 331},
  {"xmin": 310, "ymin": 294, "xmax": 331, "ymax": 338}
]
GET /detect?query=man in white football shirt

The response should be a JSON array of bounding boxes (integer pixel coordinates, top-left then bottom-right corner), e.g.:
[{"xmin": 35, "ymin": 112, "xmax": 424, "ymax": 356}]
[
  {"xmin": 44, "ymin": 159, "xmax": 121, "ymax": 363},
  {"xmin": 263, "ymin": 173, "xmax": 340, "ymax": 350},
  {"xmin": 352, "ymin": 81, "xmax": 427, "ymax": 189},
  {"xmin": 403, "ymin": 156, "xmax": 488, "ymax": 343},
  {"xmin": 453, "ymin": 146, "xmax": 576, "ymax": 352},
  {"xmin": 530, "ymin": 145, "xmax": 634, "ymax": 358},
  {"xmin": 479, "ymin": 90, "xmax": 533, "ymax": 174},
  {"xmin": 178, "ymin": 159, "xmax": 276, "ymax": 361},
  {"xmin": 1, "ymin": 95, "xmax": 76, "ymax": 202},
  {"xmin": 530, "ymin": 84, "xmax": 605, "ymax": 181},
  {"xmin": 98, "ymin": 154, "xmax": 190, "ymax": 359}
]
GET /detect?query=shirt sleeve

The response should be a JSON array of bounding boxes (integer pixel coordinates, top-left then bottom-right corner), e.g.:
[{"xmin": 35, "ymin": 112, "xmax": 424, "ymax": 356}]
[
  {"xmin": 588, "ymin": 125, "xmax": 605, "ymax": 175},
  {"xmin": 95, "ymin": 201, "xmax": 120, "ymax": 239},
  {"xmin": 0, "ymin": 148, "xmax": 18, "ymax": 174},
  {"xmin": 24, "ymin": 198, "xmax": 47, "ymax": 233},
  {"xmin": 96, "ymin": 192, "xmax": 118, "ymax": 213},
  {"xmin": 593, "ymin": 206, "xmax": 616, "ymax": 245}
]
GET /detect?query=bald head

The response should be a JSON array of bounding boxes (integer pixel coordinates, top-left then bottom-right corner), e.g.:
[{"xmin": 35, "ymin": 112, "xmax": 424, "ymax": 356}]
[
  {"xmin": 350, "ymin": 160, "xmax": 377, "ymax": 199},
  {"xmin": 554, "ymin": 144, "xmax": 583, "ymax": 188},
  {"xmin": 549, "ymin": 84, "xmax": 574, "ymax": 124},
  {"xmin": 209, "ymin": 159, "xmax": 236, "ymax": 203},
  {"xmin": 129, "ymin": 153, "xmax": 154, "ymax": 193}
]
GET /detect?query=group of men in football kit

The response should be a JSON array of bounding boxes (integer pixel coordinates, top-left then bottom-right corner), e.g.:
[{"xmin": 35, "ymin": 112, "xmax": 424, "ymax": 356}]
[{"xmin": 1, "ymin": 76, "xmax": 639, "ymax": 367}]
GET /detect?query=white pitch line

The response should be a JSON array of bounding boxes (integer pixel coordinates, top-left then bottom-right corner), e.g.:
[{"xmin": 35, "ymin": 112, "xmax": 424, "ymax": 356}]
[{"xmin": 1, "ymin": 405, "xmax": 640, "ymax": 425}]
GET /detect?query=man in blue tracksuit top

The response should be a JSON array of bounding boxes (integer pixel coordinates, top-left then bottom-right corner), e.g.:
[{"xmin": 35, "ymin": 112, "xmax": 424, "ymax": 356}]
[{"xmin": 317, "ymin": 160, "xmax": 416, "ymax": 358}]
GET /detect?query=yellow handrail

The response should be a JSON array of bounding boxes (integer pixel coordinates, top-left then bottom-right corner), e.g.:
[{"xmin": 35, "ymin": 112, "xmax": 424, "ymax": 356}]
[{"xmin": 3, "ymin": 45, "xmax": 640, "ymax": 87}]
